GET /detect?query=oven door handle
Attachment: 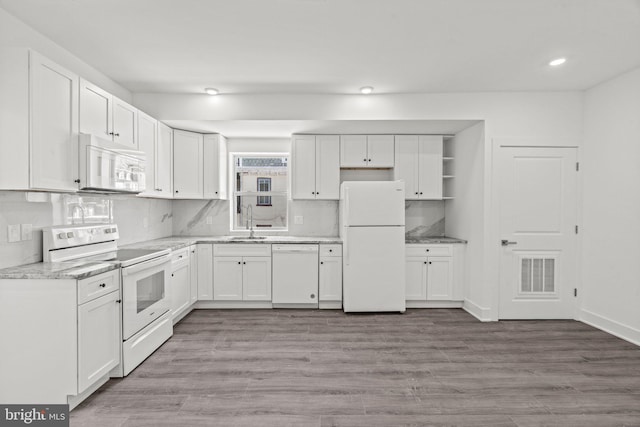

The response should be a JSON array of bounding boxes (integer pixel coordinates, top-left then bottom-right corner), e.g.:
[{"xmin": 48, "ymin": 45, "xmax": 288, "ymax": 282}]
[{"xmin": 121, "ymin": 253, "xmax": 171, "ymax": 276}]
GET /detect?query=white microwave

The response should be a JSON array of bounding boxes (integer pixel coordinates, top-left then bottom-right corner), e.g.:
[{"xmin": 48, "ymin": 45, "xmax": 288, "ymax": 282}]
[{"xmin": 78, "ymin": 134, "xmax": 146, "ymax": 193}]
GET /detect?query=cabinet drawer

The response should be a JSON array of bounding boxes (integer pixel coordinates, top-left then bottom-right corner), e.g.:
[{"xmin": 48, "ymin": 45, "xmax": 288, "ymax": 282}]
[
  {"xmin": 319, "ymin": 244, "xmax": 342, "ymax": 257},
  {"xmin": 405, "ymin": 245, "xmax": 452, "ymax": 257},
  {"xmin": 213, "ymin": 244, "xmax": 271, "ymax": 257},
  {"xmin": 172, "ymin": 247, "xmax": 190, "ymax": 264},
  {"xmin": 78, "ymin": 270, "xmax": 119, "ymax": 305}
]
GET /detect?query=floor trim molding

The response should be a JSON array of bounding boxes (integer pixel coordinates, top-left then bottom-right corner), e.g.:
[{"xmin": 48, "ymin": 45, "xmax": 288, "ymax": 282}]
[
  {"xmin": 579, "ymin": 308, "xmax": 640, "ymax": 347},
  {"xmin": 463, "ymin": 299, "xmax": 493, "ymax": 322}
]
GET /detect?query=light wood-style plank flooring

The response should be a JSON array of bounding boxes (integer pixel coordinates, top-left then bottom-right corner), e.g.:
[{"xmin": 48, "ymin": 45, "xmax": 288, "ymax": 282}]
[{"xmin": 71, "ymin": 309, "xmax": 640, "ymax": 426}]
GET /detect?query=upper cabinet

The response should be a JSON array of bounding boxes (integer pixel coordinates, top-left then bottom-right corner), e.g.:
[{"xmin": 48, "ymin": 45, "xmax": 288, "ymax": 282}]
[
  {"xmin": 394, "ymin": 135, "xmax": 443, "ymax": 200},
  {"xmin": 137, "ymin": 111, "xmax": 157, "ymax": 197},
  {"xmin": 203, "ymin": 134, "xmax": 228, "ymax": 199},
  {"xmin": 0, "ymin": 49, "xmax": 79, "ymax": 192},
  {"xmin": 173, "ymin": 129, "xmax": 203, "ymax": 199},
  {"xmin": 79, "ymin": 78, "xmax": 138, "ymax": 149},
  {"xmin": 292, "ymin": 135, "xmax": 340, "ymax": 200},
  {"xmin": 340, "ymin": 135, "xmax": 394, "ymax": 168},
  {"xmin": 155, "ymin": 122, "xmax": 174, "ymax": 197}
]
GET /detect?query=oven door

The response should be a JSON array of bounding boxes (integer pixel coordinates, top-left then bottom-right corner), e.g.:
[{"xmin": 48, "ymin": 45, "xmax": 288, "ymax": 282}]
[{"xmin": 121, "ymin": 254, "xmax": 171, "ymax": 340}]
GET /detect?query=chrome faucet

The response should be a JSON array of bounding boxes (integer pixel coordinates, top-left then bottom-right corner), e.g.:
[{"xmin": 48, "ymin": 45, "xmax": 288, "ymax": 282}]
[{"xmin": 246, "ymin": 204, "xmax": 255, "ymax": 238}]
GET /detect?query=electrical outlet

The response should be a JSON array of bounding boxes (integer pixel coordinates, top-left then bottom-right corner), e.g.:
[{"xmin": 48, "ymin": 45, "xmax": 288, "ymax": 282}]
[
  {"xmin": 7, "ymin": 224, "xmax": 20, "ymax": 243},
  {"xmin": 294, "ymin": 216, "xmax": 304, "ymax": 225},
  {"xmin": 21, "ymin": 224, "xmax": 33, "ymax": 241},
  {"xmin": 206, "ymin": 216, "xmax": 213, "ymax": 225}
]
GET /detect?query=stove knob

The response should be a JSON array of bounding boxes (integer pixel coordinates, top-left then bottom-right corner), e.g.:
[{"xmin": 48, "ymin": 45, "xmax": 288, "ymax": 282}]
[
  {"xmin": 57, "ymin": 232, "xmax": 67, "ymax": 239},
  {"xmin": 66, "ymin": 232, "xmax": 74, "ymax": 238},
  {"xmin": 104, "ymin": 228, "xmax": 111, "ymax": 234},
  {"xmin": 111, "ymin": 228, "xmax": 117, "ymax": 233}
]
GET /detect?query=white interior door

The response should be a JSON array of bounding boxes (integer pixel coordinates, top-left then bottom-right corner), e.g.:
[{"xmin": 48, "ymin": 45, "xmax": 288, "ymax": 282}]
[{"xmin": 498, "ymin": 146, "xmax": 578, "ymax": 319}]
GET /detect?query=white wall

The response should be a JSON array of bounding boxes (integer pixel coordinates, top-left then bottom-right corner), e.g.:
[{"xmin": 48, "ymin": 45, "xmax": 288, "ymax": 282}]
[
  {"xmin": 445, "ymin": 123, "xmax": 487, "ymax": 319},
  {"xmin": 580, "ymin": 67, "xmax": 640, "ymax": 345},
  {"xmin": 0, "ymin": 8, "xmax": 131, "ymax": 102}
]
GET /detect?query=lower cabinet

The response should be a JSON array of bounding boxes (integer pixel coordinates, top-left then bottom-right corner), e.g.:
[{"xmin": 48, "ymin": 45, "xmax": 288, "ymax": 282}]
[
  {"xmin": 405, "ymin": 244, "xmax": 464, "ymax": 306},
  {"xmin": 189, "ymin": 245, "xmax": 198, "ymax": 304},
  {"xmin": 212, "ymin": 244, "xmax": 272, "ymax": 301},
  {"xmin": 319, "ymin": 244, "xmax": 343, "ymax": 308},
  {"xmin": 170, "ymin": 247, "xmax": 192, "ymax": 321},
  {"xmin": 196, "ymin": 243, "xmax": 214, "ymax": 300}
]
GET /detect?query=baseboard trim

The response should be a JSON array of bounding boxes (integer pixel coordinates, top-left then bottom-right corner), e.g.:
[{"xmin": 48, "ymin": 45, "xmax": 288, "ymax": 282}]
[
  {"xmin": 68, "ymin": 374, "xmax": 109, "ymax": 410},
  {"xmin": 195, "ymin": 301, "xmax": 273, "ymax": 309},
  {"xmin": 406, "ymin": 301, "xmax": 463, "ymax": 309},
  {"xmin": 463, "ymin": 299, "xmax": 493, "ymax": 322},
  {"xmin": 579, "ymin": 309, "xmax": 640, "ymax": 347}
]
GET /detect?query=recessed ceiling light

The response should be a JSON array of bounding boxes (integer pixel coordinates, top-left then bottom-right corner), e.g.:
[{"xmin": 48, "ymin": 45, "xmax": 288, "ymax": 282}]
[
  {"xmin": 360, "ymin": 86, "xmax": 373, "ymax": 94},
  {"xmin": 549, "ymin": 58, "xmax": 566, "ymax": 67},
  {"xmin": 205, "ymin": 88, "xmax": 219, "ymax": 95}
]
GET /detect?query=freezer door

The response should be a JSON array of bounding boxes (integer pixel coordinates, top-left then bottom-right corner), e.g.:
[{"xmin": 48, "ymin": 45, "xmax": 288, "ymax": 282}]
[
  {"xmin": 343, "ymin": 226, "xmax": 405, "ymax": 312},
  {"xmin": 340, "ymin": 181, "xmax": 405, "ymax": 226}
]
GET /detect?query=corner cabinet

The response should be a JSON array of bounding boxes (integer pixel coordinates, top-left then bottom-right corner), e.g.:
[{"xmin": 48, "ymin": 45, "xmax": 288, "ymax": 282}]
[
  {"xmin": 405, "ymin": 244, "xmax": 465, "ymax": 308},
  {"xmin": 173, "ymin": 129, "xmax": 203, "ymax": 199},
  {"xmin": 291, "ymin": 134, "xmax": 340, "ymax": 200},
  {"xmin": 394, "ymin": 135, "xmax": 443, "ymax": 200},
  {"xmin": 203, "ymin": 134, "xmax": 228, "ymax": 199},
  {"xmin": 0, "ymin": 49, "xmax": 79, "ymax": 192},
  {"xmin": 340, "ymin": 135, "xmax": 394, "ymax": 168}
]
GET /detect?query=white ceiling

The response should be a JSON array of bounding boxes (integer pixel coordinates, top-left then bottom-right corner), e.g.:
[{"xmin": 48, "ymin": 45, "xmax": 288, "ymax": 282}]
[{"xmin": 1, "ymin": 0, "xmax": 639, "ymax": 95}]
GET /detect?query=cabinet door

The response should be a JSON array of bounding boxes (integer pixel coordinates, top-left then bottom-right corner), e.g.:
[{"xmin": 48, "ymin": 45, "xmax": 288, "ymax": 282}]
[
  {"xmin": 189, "ymin": 246, "xmax": 198, "ymax": 304},
  {"xmin": 319, "ymin": 256, "xmax": 342, "ymax": 301},
  {"xmin": 173, "ymin": 129, "xmax": 203, "ymax": 199},
  {"xmin": 243, "ymin": 257, "xmax": 272, "ymax": 301},
  {"xmin": 213, "ymin": 257, "xmax": 243, "ymax": 300},
  {"xmin": 79, "ymin": 78, "xmax": 112, "ymax": 138},
  {"xmin": 171, "ymin": 261, "xmax": 191, "ymax": 319},
  {"xmin": 112, "ymin": 96, "xmax": 138, "ymax": 149},
  {"xmin": 405, "ymin": 256, "xmax": 427, "ymax": 300},
  {"xmin": 367, "ymin": 135, "xmax": 394, "ymax": 167},
  {"xmin": 291, "ymin": 135, "xmax": 317, "ymax": 199},
  {"xmin": 137, "ymin": 111, "xmax": 156, "ymax": 196},
  {"xmin": 156, "ymin": 122, "xmax": 173, "ymax": 197},
  {"xmin": 203, "ymin": 134, "xmax": 227, "ymax": 199},
  {"xmin": 426, "ymin": 256, "xmax": 453, "ymax": 300},
  {"xmin": 340, "ymin": 135, "xmax": 367, "ymax": 167},
  {"xmin": 315, "ymin": 135, "xmax": 340, "ymax": 200},
  {"xmin": 197, "ymin": 244, "xmax": 214, "ymax": 300},
  {"xmin": 78, "ymin": 290, "xmax": 120, "ymax": 393},
  {"xmin": 394, "ymin": 135, "xmax": 419, "ymax": 199},
  {"xmin": 418, "ymin": 135, "xmax": 443, "ymax": 199},
  {"xmin": 30, "ymin": 52, "xmax": 79, "ymax": 191}
]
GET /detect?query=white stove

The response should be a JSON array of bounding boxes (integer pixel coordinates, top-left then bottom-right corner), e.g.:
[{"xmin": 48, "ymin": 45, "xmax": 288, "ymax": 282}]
[{"xmin": 43, "ymin": 224, "xmax": 173, "ymax": 376}]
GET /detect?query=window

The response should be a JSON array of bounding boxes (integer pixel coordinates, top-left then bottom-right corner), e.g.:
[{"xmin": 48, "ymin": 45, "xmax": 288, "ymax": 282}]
[
  {"xmin": 232, "ymin": 155, "xmax": 288, "ymax": 231},
  {"xmin": 256, "ymin": 178, "xmax": 272, "ymax": 206}
]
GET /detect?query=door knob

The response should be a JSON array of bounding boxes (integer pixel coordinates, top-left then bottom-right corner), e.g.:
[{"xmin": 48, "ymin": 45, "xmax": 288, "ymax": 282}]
[{"xmin": 501, "ymin": 240, "xmax": 518, "ymax": 246}]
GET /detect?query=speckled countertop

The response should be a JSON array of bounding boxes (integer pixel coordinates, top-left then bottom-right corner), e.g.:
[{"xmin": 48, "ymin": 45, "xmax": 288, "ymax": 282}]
[
  {"xmin": 0, "ymin": 260, "xmax": 119, "ymax": 280},
  {"xmin": 120, "ymin": 236, "xmax": 344, "ymax": 251},
  {"xmin": 405, "ymin": 237, "xmax": 467, "ymax": 244}
]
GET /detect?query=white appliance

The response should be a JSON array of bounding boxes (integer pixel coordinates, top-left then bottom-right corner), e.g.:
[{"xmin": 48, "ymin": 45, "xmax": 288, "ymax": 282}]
[
  {"xmin": 340, "ymin": 181, "xmax": 406, "ymax": 312},
  {"xmin": 78, "ymin": 133, "xmax": 146, "ymax": 193},
  {"xmin": 43, "ymin": 224, "xmax": 172, "ymax": 377},
  {"xmin": 272, "ymin": 244, "xmax": 319, "ymax": 308}
]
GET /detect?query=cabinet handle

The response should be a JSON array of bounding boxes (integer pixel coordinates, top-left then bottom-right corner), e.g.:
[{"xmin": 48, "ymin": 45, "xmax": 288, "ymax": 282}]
[
  {"xmin": 429, "ymin": 262, "xmax": 432, "ymax": 265},
  {"xmin": 215, "ymin": 191, "xmax": 218, "ymax": 194},
  {"xmin": 329, "ymin": 249, "xmax": 332, "ymax": 252},
  {"xmin": 99, "ymin": 283, "xmax": 106, "ymax": 288},
  {"xmin": 312, "ymin": 192, "xmax": 315, "ymax": 195},
  {"xmin": 171, "ymin": 273, "xmax": 174, "ymax": 277},
  {"xmin": 424, "ymin": 261, "xmax": 427, "ymax": 264},
  {"xmin": 368, "ymin": 158, "xmax": 372, "ymax": 162},
  {"xmin": 419, "ymin": 192, "xmax": 423, "ymax": 195},
  {"xmin": 237, "ymin": 261, "xmax": 241, "ymax": 265},
  {"xmin": 108, "ymin": 132, "xmax": 114, "ymax": 136},
  {"xmin": 74, "ymin": 179, "xmax": 81, "ymax": 184},
  {"xmin": 156, "ymin": 188, "xmax": 162, "ymax": 191},
  {"xmin": 320, "ymin": 261, "xmax": 324, "ymax": 265},
  {"xmin": 178, "ymin": 255, "xmax": 183, "ymax": 259},
  {"xmin": 415, "ymin": 192, "xmax": 418, "ymax": 195},
  {"xmin": 116, "ymin": 299, "xmax": 122, "ymax": 303},
  {"xmin": 310, "ymin": 294, "xmax": 315, "ymax": 299},
  {"xmin": 363, "ymin": 158, "xmax": 367, "ymax": 162},
  {"xmin": 426, "ymin": 249, "xmax": 430, "ymax": 252},
  {"xmin": 175, "ymin": 190, "xmax": 179, "ymax": 193},
  {"xmin": 114, "ymin": 133, "xmax": 120, "ymax": 137},
  {"xmin": 243, "ymin": 261, "xmax": 246, "ymax": 265},
  {"xmin": 316, "ymin": 192, "xmax": 319, "ymax": 195}
]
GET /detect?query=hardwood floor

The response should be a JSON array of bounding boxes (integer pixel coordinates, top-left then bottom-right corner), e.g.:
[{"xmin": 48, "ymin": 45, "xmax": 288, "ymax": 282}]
[{"xmin": 71, "ymin": 309, "xmax": 640, "ymax": 427}]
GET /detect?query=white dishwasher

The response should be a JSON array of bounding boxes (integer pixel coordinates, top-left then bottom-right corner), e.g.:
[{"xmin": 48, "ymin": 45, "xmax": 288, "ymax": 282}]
[{"xmin": 272, "ymin": 244, "xmax": 319, "ymax": 308}]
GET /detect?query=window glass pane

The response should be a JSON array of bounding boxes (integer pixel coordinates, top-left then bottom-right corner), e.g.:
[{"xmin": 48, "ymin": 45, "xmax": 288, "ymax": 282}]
[{"xmin": 234, "ymin": 195, "xmax": 287, "ymax": 229}]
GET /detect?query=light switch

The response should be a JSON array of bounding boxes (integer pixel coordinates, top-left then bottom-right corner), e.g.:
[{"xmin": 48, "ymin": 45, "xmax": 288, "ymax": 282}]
[
  {"xmin": 7, "ymin": 225, "xmax": 20, "ymax": 243},
  {"xmin": 294, "ymin": 216, "xmax": 304, "ymax": 225},
  {"xmin": 21, "ymin": 224, "xmax": 33, "ymax": 241}
]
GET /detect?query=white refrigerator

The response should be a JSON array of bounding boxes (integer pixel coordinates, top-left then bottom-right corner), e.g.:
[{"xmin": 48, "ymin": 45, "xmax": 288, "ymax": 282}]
[{"xmin": 340, "ymin": 181, "xmax": 406, "ymax": 312}]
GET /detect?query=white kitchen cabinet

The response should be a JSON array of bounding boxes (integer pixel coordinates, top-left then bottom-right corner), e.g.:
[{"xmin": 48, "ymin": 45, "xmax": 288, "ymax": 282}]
[
  {"xmin": 170, "ymin": 248, "xmax": 191, "ymax": 322},
  {"xmin": 213, "ymin": 244, "xmax": 272, "ymax": 301},
  {"xmin": 291, "ymin": 134, "xmax": 340, "ymax": 200},
  {"xmin": 189, "ymin": 245, "xmax": 198, "ymax": 304},
  {"xmin": 156, "ymin": 122, "xmax": 173, "ymax": 197},
  {"xmin": 319, "ymin": 244, "xmax": 343, "ymax": 309},
  {"xmin": 340, "ymin": 135, "xmax": 394, "ymax": 168},
  {"xmin": 203, "ymin": 134, "xmax": 228, "ymax": 199},
  {"xmin": 137, "ymin": 110, "xmax": 157, "ymax": 197},
  {"xmin": 394, "ymin": 135, "xmax": 443, "ymax": 200},
  {"xmin": 0, "ymin": 49, "xmax": 79, "ymax": 192},
  {"xmin": 173, "ymin": 129, "xmax": 204, "ymax": 199},
  {"xmin": 30, "ymin": 51, "xmax": 80, "ymax": 192},
  {"xmin": 79, "ymin": 78, "xmax": 138, "ymax": 148},
  {"xmin": 197, "ymin": 244, "xmax": 214, "ymax": 300},
  {"xmin": 77, "ymin": 289, "xmax": 120, "ymax": 393},
  {"xmin": 405, "ymin": 244, "xmax": 464, "ymax": 306}
]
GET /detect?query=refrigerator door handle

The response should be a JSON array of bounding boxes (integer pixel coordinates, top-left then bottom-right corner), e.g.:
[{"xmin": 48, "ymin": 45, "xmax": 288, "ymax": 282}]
[
  {"xmin": 344, "ymin": 227, "xmax": 349, "ymax": 266},
  {"xmin": 344, "ymin": 187, "xmax": 350, "ymax": 228}
]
